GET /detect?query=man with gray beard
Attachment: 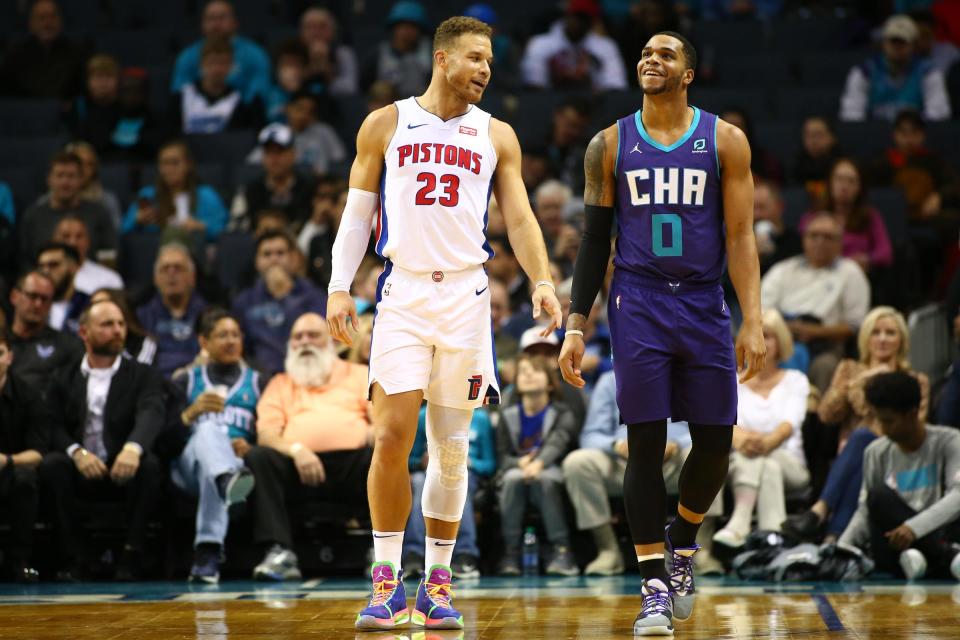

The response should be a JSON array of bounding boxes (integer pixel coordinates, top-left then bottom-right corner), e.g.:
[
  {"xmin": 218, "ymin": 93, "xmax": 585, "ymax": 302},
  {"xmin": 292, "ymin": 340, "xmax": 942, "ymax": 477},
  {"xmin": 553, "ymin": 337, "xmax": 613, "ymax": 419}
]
[{"xmin": 245, "ymin": 313, "xmax": 373, "ymax": 580}]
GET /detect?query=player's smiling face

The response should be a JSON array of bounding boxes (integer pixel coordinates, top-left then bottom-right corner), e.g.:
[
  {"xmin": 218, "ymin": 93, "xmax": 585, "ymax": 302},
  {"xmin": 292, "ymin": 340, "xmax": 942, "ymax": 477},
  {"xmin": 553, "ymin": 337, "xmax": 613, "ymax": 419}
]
[
  {"xmin": 638, "ymin": 35, "xmax": 691, "ymax": 95},
  {"xmin": 439, "ymin": 34, "xmax": 492, "ymax": 103}
]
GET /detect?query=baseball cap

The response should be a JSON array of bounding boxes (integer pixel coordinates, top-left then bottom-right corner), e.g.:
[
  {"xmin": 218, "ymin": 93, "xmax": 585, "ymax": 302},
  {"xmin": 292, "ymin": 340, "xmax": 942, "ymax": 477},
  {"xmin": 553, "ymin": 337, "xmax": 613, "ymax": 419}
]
[
  {"xmin": 386, "ymin": 1, "xmax": 428, "ymax": 28},
  {"xmin": 882, "ymin": 15, "xmax": 918, "ymax": 42},
  {"xmin": 520, "ymin": 326, "xmax": 560, "ymax": 353},
  {"xmin": 258, "ymin": 123, "xmax": 294, "ymax": 149}
]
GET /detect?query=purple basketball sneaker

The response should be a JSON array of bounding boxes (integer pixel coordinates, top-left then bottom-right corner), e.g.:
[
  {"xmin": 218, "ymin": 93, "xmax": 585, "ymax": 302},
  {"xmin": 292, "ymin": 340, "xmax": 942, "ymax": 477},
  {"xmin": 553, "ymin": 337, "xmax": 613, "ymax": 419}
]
[
  {"xmin": 411, "ymin": 565, "xmax": 464, "ymax": 630},
  {"xmin": 355, "ymin": 561, "xmax": 409, "ymax": 630},
  {"xmin": 665, "ymin": 525, "xmax": 700, "ymax": 622}
]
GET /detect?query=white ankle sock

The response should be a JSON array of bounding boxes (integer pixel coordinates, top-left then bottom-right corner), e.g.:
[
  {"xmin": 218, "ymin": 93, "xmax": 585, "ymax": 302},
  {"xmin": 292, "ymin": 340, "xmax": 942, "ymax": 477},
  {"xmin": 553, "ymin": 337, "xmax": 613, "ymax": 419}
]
[
  {"xmin": 425, "ymin": 536, "xmax": 456, "ymax": 572},
  {"xmin": 373, "ymin": 530, "xmax": 404, "ymax": 572}
]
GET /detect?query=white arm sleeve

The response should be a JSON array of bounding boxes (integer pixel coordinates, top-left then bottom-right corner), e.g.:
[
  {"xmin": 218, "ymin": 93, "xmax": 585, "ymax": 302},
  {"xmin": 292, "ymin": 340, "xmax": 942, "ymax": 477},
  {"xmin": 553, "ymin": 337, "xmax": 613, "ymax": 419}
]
[{"xmin": 327, "ymin": 188, "xmax": 378, "ymax": 294}]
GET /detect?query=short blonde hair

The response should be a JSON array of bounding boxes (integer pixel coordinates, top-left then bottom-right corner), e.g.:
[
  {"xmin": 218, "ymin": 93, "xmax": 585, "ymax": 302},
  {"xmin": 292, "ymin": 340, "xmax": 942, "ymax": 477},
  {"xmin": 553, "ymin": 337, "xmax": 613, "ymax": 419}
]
[
  {"xmin": 858, "ymin": 306, "xmax": 910, "ymax": 370},
  {"xmin": 762, "ymin": 309, "xmax": 794, "ymax": 363},
  {"xmin": 433, "ymin": 16, "xmax": 492, "ymax": 52}
]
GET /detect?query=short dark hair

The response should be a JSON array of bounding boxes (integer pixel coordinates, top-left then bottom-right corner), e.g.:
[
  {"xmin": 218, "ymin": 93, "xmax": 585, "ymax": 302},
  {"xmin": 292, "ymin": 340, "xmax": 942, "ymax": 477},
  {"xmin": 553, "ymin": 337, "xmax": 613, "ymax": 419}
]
[
  {"xmin": 865, "ymin": 371, "xmax": 922, "ymax": 414},
  {"xmin": 255, "ymin": 229, "xmax": 295, "ymax": 253},
  {"xmin": 654, "ymin": 30, "xmax": 697, "ymax": 70},
  {"xmin": 201, "ymin": 36, "xmax": 233, "ymax": 60},
  {"xmin": 557, "ymin": 95, "xmax": 593, "ymax": 118},
  {"xmin": 49, "ymin": 150, "xmax": 82, "ymax": 173},
  {"xmin": 433, "ymin": 16, "xmax": 492, "ymax": 52},
  {"xmin": 894, "ymin": 109, "xmax": 925, "ymax": 131},
  {"xmin": 197, "ymin": 306, "xmax": 240, "ymax": 338},
  {"xmin": 14, "ymin": 270, "xmax": 54, "ymax": 292},
  {"xmin": 37, "ymin": 241, "xmax": 80, "ymax": 264},
  {"xmin": 275, "ymin": 38, "xmax": 308, "ymax": 66}
]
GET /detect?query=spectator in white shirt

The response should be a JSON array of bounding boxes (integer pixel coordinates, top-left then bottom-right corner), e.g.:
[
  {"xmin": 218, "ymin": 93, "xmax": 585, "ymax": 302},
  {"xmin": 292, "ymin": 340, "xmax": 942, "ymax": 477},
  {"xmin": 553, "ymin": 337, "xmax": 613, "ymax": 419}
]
[
  {"xmin": 760, "ymin": 213, "xmax": 871, "ymax": 392},
  {"xmin": 713, "ymin": 310, "xmax": 811, "ymax": 549},
  {"xmin": 521, "ymin": 0, "xmax": 627, "ymax": 91},
  {"xmin": 52, "ymin": 215, "xmax": 123, "ymax": 295}
]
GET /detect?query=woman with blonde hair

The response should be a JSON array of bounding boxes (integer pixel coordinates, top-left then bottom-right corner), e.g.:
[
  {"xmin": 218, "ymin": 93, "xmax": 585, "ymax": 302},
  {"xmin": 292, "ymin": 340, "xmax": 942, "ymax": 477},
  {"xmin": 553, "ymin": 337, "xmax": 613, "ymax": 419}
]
[
  {"xmin": 713, "ymin": 310, "xmax": 811, "ymax": 548},
  {"xmin": 786, "ymin": 306, "xmax": 929, "ymax": 542}
]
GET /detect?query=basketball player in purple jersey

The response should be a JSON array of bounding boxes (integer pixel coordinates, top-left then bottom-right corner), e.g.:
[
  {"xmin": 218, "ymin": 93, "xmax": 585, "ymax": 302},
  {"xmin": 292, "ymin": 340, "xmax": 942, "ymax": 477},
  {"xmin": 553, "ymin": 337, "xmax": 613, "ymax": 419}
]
[{"xmin": 559, "ymin": 32, "xmax": 765, "ymax": 635}]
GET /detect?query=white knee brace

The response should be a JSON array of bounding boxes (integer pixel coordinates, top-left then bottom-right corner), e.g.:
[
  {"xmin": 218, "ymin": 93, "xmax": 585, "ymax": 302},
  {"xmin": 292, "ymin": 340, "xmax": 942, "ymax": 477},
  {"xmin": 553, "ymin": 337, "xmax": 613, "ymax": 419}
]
[{"xmin": 421, "ymin": 404, "xmax": 473, "ymax": 522}]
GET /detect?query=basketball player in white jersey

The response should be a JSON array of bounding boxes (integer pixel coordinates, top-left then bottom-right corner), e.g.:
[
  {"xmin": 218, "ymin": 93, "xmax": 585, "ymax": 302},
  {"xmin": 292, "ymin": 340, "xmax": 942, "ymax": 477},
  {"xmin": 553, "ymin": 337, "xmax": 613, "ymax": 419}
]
[{"xmin": 326, "ymin": 16, "xmax": 561, "ymax": 632}]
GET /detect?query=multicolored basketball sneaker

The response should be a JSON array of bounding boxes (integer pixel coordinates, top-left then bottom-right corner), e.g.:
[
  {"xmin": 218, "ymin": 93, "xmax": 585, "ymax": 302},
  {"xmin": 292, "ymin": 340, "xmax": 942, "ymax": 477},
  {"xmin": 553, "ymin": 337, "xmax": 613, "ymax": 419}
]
[
  {"xmin": 355, "ymin": 561, "xmax": 409, "ymax": 630},
  {"xmin": 411, "ymin": 565, "xmax": 464, "ymax": 630},
  {"xmin": 665, "ymin": 525, "xmax": 700, "ymax": 622},
  {"xmin": 633, "ymin": 578, "xmax": 674, "ymax": 636}
]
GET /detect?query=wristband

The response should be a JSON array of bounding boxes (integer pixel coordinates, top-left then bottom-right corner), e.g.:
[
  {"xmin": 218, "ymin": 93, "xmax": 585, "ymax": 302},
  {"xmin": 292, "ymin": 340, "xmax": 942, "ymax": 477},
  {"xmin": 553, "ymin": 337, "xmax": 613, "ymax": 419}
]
[
  {"xmin": 289, "ymin": 442, "xmax": 305, "ymax": 456},
  {"xmin": 534, "ymin": 280, "xmax": 555, "ymax": 292},
  {"xmin": 564, "ymin": 329, "xmax": 584, "ymax": 337}
]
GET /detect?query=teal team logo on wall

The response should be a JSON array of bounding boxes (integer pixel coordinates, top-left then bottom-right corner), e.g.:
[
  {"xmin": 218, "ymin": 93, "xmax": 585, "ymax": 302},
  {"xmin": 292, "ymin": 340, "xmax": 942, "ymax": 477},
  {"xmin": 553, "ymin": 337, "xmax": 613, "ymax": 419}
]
[{"xmin": 692, "ymin": 138, "xmax": 707, "ymax": 153}]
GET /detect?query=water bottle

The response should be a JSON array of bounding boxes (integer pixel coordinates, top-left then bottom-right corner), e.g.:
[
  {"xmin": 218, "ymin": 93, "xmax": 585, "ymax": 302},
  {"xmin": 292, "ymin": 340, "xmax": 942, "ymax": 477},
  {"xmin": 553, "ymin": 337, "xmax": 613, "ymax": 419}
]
[{"xmin": 522, "ymin": 526, "xmax": 539, "ymax": 576}]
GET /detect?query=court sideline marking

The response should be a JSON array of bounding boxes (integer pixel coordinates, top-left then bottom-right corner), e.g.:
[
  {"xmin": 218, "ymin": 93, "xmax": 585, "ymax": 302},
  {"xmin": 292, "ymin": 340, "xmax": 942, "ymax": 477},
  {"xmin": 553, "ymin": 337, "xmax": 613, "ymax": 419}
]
[{"xmin": 811, "ymin": 593, "xmax": 846, "ymax": 632}]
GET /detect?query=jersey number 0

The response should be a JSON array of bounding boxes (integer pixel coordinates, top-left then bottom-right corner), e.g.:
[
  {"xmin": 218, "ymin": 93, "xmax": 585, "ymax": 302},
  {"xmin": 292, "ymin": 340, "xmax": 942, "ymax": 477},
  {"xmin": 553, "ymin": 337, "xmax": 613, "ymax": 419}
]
[{"xmin": 415, "ymin": 172, "xmax": 461, "ymax": 207}]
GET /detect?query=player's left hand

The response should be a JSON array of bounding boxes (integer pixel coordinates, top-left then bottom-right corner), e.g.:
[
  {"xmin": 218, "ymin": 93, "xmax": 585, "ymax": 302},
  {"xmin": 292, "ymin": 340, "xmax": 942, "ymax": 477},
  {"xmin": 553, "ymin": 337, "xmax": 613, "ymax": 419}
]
[
  {"xmin": 532, "ymin": 284, "xmax": 562, "ymax": 336},
  {"xmin": 884, "ymin": 524, "xmax": 916, "ymax": 551},
  {"xmin": 735, "ymin": 321, "xmax": 767, "ymax": 383}
]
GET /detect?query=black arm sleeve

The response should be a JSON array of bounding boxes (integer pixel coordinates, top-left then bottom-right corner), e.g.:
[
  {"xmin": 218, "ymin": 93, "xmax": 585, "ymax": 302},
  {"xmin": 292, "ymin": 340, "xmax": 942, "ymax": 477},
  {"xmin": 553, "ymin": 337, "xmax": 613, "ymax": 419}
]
[{"xmin": 569, "ymin": 204, "xmax": 615, "ymax": 317}]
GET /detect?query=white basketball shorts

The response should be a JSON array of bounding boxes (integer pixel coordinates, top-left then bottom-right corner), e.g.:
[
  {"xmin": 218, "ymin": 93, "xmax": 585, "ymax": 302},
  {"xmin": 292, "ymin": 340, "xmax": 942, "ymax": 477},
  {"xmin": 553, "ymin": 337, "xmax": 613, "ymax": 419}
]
[{"xmin": 368, "ymin": 262, "xmax": 500, "ymax": 410}]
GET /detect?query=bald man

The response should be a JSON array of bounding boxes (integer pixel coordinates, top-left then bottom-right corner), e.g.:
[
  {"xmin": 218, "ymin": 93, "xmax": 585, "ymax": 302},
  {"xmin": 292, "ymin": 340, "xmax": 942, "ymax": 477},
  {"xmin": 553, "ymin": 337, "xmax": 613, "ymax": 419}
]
[
  {"xmin": 39, "ymin": 299, "xmax": 166, "ymax": 581},
  {"xmin": 245, "ymin": 313, "xmax": 373, "ymax": 581}
]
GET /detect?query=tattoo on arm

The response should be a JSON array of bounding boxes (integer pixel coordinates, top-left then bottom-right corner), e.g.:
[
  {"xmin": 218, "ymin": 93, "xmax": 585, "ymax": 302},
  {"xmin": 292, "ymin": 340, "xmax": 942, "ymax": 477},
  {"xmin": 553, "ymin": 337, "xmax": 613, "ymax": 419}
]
[{"xmin": 584, "ymin": 131, "xmax": 608, "ymax": 206}]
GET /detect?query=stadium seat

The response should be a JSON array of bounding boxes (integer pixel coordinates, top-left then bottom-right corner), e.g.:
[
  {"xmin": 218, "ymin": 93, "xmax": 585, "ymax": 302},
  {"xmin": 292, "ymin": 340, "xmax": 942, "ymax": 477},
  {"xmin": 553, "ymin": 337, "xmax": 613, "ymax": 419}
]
[
  {"xmin": 96, "ymin": 30, "xmax": 176, "ymax": 67},
  {"xmin": 0, "ymin": 99, "xmax": 61, "ymax": 136},
  {"xmin": 780, "ymin": 186, "xmax": 814, "ymax": 231},
  {"xmin": 185, "ymin": 131, "xmax": 257, "ymax": 166},
  {"xmin": 215, "ymin": 231, "xmax": 257, "ymax": 293},
  {"xmin": 711, "ymin": 54, "xmax": 789, "ymax": 89},
  {"xmin": 793, "ymin": 51, "xmax": 868, "ymax": 87},
  {"xmin": 1, "ymin": 166, "xmax": 44, "ymax": 211},
  {"xmin": 689, "ymin": 20, "xmax": 769, "ymax": 53},
  {"xmin": 99, "ymin": 164, "xmax": 136, "ymax": 210},
  {"xmin": 0, "ymin": 135, "xmax": 67, "ymax": 168},
  {"xmin": 835, "ymin": 121, "xmax": 890, "ymax": 161},
  {"xmin": 773, "ymin": 87, "xmax": 841, "ymax": 120},
  {"xmin": 868, "ymin": 186, "xmax": 908, "ymax": 244},
  {"xmin": 754, "ymin": 121, "xmax": 801, "ymax": 171},
  {"xmin": 119, "ymin": 230, "xmax": 162, "ymax": 292},
  {"xmin": 769, "ymin": 16, "xmax": 853, "ymax": 54}
]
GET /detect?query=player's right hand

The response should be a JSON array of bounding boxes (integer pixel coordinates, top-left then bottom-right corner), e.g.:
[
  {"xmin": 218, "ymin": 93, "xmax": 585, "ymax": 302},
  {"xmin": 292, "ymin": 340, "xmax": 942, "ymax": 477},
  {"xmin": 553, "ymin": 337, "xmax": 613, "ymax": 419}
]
[
  {"xmin": 327, "ymin": 290, "xmax": 358, "ymax": 346},
  {"xmin": 558, "ymin": 334, "xmax": 586, "ymax": 388}
]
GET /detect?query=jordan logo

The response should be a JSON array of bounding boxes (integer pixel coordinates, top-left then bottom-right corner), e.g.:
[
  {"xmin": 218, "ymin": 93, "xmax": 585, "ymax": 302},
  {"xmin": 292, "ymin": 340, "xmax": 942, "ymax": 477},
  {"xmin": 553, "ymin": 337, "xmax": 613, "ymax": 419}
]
[{"xmin": 630, "ymin": 142, "xmax": 642, "ymax": 154}]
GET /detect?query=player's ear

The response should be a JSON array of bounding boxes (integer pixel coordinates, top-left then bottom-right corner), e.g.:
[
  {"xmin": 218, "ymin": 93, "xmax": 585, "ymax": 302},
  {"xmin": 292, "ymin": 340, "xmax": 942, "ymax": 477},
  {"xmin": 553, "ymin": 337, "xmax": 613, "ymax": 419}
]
[
  {"xmin": 682, "ymin": 67, "xmax": 694, "ymax": 89},
  {"xmin": 433, "ymin": 48, "xmax": 446, "ymax": 68}
]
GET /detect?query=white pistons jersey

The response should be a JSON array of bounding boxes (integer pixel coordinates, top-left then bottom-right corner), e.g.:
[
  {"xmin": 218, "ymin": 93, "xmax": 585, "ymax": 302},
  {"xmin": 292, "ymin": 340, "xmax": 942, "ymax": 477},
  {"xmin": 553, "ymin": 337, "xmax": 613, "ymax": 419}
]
[{"xmin": 376, "ymin": 97, "xmax": 498, "ymax": 272}]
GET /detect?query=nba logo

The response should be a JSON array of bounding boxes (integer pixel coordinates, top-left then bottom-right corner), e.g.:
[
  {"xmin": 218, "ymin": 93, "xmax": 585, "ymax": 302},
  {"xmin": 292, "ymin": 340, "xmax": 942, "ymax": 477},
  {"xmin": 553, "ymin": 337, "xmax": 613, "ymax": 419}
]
[{"xmin": 616, "ymin": 295, "xmax": 621, "ymax": 309}]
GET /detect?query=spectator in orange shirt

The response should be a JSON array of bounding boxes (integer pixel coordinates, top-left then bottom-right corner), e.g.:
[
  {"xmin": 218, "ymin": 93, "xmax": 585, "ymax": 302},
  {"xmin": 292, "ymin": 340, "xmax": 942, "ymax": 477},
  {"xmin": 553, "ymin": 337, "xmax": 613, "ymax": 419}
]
[{"xmin": 245, "ymin": 312, "xmax": 373, "ymax": 580}]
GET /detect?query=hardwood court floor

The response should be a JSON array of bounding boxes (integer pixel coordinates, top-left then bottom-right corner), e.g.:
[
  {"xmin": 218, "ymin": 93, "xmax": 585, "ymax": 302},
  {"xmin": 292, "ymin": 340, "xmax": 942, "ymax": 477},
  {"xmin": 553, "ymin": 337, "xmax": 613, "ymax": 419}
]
[{"xmin": 0, "ymin": 578, "xmax": 959, "ymax": 639}]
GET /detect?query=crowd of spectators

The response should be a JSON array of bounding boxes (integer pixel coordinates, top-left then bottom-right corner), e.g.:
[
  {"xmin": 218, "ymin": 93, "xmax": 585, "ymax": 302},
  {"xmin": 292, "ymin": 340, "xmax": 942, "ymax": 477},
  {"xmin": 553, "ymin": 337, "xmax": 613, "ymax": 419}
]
[{"xmin": 1, "ymin": 0, "xmax": 959, "ymax": 585}]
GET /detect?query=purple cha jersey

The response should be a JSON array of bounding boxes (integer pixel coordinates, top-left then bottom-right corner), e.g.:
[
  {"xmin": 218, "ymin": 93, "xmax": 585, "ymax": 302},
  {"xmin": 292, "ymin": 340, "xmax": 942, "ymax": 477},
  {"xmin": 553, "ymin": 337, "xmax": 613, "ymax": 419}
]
[{"xmin": 614, "ymin": 107, "xmax": 724, "ymax": 284}]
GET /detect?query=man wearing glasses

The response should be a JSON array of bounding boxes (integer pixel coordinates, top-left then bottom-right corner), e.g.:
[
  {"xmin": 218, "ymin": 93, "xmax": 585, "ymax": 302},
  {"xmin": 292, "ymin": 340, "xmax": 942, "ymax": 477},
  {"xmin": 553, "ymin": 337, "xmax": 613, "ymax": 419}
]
[
  {"xmin": 760, "ymin": 213, "xmax": 871, "ymax": 392},
  {"xmin": 8, "ymin": 270, "xmax": 82, "ymax": 393}
]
